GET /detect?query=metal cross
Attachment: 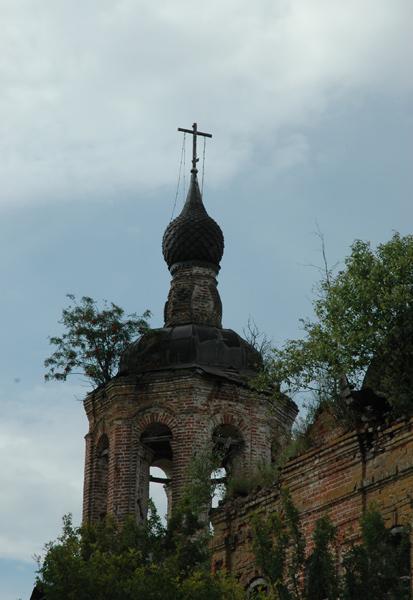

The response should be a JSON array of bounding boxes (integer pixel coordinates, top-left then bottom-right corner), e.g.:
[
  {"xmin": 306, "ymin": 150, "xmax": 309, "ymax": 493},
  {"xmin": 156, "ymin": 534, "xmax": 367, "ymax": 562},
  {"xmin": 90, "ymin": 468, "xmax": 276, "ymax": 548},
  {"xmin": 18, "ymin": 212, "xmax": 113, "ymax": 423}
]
[{"xmin": 178, "ymin": 123, "xmax": 212, "ymax": 173}]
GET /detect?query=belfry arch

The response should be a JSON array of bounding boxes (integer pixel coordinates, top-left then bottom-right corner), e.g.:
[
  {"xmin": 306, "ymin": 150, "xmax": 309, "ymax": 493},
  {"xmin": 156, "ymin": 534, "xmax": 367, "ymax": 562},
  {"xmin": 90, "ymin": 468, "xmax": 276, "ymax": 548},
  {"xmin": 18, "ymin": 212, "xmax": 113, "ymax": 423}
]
[
  {"xmin": 94, "ymin": 434, "xmax": 109, "ymax": 521},
  {"xmin": 138, "ymin": 423, "xmax": 173, "ymax": 523},
  {"xmin": 212, "ymin": 423, "xmax": 245, "ymax": 481}
]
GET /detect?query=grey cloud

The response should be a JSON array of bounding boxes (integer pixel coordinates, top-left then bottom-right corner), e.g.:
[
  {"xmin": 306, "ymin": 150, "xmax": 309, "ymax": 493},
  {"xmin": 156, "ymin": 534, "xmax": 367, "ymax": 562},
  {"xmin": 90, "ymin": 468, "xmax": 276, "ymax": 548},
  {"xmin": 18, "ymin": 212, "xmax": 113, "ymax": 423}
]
[{"xmin": 0, "ymin": 0, "xmax": 411, "ymax": 206}]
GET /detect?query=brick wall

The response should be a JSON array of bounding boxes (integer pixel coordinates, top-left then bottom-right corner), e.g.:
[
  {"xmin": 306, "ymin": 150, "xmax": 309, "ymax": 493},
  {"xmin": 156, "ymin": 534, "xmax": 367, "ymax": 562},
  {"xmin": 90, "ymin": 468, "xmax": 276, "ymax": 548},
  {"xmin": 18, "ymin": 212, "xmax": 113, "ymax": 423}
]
[
  {"xmin": 82, "ymin": 367, "xmax": 296, "ymax": 525},
  {"xmin": 210, "ymin": 415, "xmax": 413, "ymax": 589}
]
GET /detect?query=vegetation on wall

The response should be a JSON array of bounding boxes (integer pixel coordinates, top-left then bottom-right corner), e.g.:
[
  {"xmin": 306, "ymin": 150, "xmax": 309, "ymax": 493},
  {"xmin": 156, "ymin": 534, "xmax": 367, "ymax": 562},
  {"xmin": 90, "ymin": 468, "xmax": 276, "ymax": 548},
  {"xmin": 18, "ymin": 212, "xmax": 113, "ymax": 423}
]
[
  {"xmin": 252, "ymin": 497, "xmax": 411, "ymax": 600},
  {"xmin": 251, "ymin": 489, "xmax": 305, "ymax": 599},
  {"xmin": 44, "ymin": 294, "xmax": 151, "ymax": 387},
  {"xmin": 253, "ymin": 232, "xmax": 413, "ymax": 420},
  {"xmin": 35, "ymin": 493, "xmax": 410, "ymax": 599},
  {"xmin": 33, "ymin": 436, "xmax": 411, "ymax": 600}
]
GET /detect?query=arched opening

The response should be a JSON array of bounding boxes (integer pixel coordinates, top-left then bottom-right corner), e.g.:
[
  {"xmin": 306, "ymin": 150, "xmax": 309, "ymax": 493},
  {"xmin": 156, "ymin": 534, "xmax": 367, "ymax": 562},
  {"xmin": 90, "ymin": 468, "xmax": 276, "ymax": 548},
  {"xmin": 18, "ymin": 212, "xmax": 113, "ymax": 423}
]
[
  {"xmin": 138, "ymin": 424, "xmax": 173, "ymax": 523},
  {"xmin": 247, "ymin": 577, "xmax": 269, "ymax": 597},
  {"xmin": 94, "ymin": 434, "xmax": 109, "ymax": 521},
  {"xmin": 271, "ymin": 437, "xmax": 282, "ymax": 464},
  {"xmin": 211, "ymin": 424, "xmax": 244, "ymax": 505},
  {"xmin": 390, "ymin": 525, "xmax": 411, "ymax": 592}
]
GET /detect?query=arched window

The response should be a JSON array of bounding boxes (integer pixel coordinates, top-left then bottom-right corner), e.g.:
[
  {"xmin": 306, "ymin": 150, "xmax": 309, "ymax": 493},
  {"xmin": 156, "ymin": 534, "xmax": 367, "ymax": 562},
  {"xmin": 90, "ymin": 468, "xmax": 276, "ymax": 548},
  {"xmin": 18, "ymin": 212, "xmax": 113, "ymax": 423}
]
[
  {"xmin": 390, "ymin": 525, "xmax": 411, "ymax": 592},
  {"xmin": 247, "ymin": 577, "xmax": 269, "ymax": 597},
  {"xmin": 139, "ymin": 424, "xmax": 173, "ymax": 522},
  {"xmin": 94, "ymin": 434, "xmax": 109, "ymax": 520},
  {"xmin": 212, "ymin": 424, "xmax": 244, "ymax": 472},
  {"xmin": 211, "ymin": 424, "xmax": 244, "ymax": 504}
]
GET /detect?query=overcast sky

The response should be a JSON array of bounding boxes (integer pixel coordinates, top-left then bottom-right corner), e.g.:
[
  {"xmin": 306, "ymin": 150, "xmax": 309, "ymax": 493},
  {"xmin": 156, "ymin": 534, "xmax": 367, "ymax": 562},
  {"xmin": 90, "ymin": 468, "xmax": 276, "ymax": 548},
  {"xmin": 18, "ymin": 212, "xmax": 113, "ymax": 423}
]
[{"xmin": 0, "ymin": 1, "xmax": 412, "ymax": 598}]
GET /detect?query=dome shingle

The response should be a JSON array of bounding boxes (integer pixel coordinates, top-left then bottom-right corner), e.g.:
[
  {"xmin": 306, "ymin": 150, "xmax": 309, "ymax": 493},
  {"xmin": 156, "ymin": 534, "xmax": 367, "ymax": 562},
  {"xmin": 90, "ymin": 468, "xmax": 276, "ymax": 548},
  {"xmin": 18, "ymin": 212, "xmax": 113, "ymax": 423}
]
[{"xmin": 162, "ymin": 176, "xmax": 224, "ymax": 271}]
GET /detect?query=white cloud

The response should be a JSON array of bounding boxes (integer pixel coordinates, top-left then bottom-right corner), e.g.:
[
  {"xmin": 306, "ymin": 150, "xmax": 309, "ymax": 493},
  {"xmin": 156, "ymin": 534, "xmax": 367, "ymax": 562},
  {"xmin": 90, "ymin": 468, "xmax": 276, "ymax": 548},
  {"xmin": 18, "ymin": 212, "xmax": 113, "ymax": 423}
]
[
  {"xmin": 274, "ymin": 133, "xmax": 310, "ymax": 173},
  {"xmin": 0, "ymin": 384, "xmax": 86, "ymax": 562},
  {"xmin": 0, "ymin": 0, "xmax": 411, "ymax": 206},
  {"xmin": 0, "ymin": 381, "xmax": 170, "ymax": 563}
]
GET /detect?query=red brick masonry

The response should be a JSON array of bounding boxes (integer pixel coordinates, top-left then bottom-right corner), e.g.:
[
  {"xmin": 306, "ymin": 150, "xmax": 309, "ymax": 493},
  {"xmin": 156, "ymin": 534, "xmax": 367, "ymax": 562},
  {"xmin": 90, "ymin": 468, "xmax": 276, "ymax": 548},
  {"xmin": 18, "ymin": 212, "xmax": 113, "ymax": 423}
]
[{"xmin": 210, "ymin": 415, "xmax": 413, "ymax": 588}]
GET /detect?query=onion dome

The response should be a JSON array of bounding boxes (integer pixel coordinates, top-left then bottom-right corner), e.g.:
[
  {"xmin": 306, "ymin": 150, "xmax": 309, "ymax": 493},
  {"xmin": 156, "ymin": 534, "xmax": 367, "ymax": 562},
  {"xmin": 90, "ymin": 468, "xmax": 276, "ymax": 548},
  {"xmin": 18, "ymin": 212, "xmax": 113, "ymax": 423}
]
[{"xmin": 162, "ymin": 175, "xmax": 224, "ymax": 272}]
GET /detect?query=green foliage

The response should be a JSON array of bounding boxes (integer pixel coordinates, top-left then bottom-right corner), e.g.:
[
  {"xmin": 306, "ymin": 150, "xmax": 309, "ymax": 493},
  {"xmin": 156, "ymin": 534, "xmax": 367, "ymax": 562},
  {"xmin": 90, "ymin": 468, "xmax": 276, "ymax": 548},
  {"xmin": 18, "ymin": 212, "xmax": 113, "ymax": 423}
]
[
  {"xmin": 342, "ymin": 505, "xmax": 411, "ymax": 600},
  {"xmin": 225, "ymin": 461, "xmax": 282, "ymax": 498},
  {"xmin": 272, "ymin": 416, "xmax": 316, "ymax": 470},
  {"xmin": 35, "ymin": 505, "xmax": 245, "ymax": 600},
  {"xmin": 251, "ymin": 496, "xmax": 411, "ymax": 600},
  {"xmin": 35, "ymin": 485, "xmax": 411, "ymax": 600},
  {"xmin": 44, "ymin": 294, "xmax": 151, "ymax": 387},
  {"xmin": 266, "ymin": 232, "xmax": 413, "ymax": 418},
  {"xmin": 182, "ymin": 445, "xmax": 225, "ymax": 513},
  {"xmin": 35, "ymin": 449, "xmax": 246, "ymax": 600},
  {"xmin": 306, "ymin": 514, "xmax": 339, "ymax": 600},
  {"xmin": 251, "ymin": 508, "xmax": 287, "ymax": 593},
  {"xmin": 268, "ymin": 407, "xmax": 331, "ymax": 477},
  {"xmin": 283, "ymin": 489, "xmax": 306, "ymax": 599},
  {"xmin": 226, "ymin": 473, "xmax": 257, "ymax": 497},
  {"xmin": 251, "ymin": 489, "xmax": 305, "ymax": 600},
  {"xmin": 224, "ymin": 420, "xmax": 317, "ymax": 497}
]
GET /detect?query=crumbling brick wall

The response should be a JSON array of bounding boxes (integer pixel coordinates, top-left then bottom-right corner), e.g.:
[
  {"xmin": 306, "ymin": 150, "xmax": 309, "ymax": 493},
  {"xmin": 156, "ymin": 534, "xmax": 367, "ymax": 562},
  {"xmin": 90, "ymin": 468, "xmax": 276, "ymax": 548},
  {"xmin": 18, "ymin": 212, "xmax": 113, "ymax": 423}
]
[{"xmin": 210, "ymin": 416, "xmax": 413, "ymax": 589}]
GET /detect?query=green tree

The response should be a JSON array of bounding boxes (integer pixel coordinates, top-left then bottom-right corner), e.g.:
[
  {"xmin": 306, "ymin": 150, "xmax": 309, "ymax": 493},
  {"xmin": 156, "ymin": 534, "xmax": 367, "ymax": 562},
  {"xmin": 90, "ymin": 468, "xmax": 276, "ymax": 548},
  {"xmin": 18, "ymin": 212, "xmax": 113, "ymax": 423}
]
[
  {"xmin": 306, "ymin": 514, "xmax": 339, "ymax": 600},
  {"xmin": 251, "ymin": 495, "xmax": 411, "ymax": 600},
  {"xmin": 342, "ymin": 505, "xmax": 411, "ymax": 600},
  {"xmin": 44, "ymin": 294, "xmax": 151, "ymax": 387},
  {"xmin": 251, "ymin": 489, "xmax": 305, "ymax": 600},
  {"xmin": 35, "ymin": 506, "xmax": 245, "ymax": 600},
  {"xmin": 265, "ymin": 232, "xmax": 413, "ymax": 417},
  {"xmin": 34, "ymin": 449, "xmax": 246, "ymax": 600}
]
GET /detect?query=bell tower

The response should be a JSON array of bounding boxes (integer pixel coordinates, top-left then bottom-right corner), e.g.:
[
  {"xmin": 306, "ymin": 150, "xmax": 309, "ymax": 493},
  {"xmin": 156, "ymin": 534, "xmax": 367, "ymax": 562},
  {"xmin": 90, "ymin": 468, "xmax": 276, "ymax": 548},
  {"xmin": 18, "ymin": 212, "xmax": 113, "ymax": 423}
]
[{"xmin": 82, "ymin": 125, "xmax": 297, "ymax": 524}]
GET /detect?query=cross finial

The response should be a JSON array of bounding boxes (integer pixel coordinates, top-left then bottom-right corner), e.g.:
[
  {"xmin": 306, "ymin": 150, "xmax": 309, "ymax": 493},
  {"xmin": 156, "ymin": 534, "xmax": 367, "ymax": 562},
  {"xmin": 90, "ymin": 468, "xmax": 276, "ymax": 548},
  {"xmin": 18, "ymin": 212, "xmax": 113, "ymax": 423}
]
[{"xmin": 178, "ymin": 123, "xmax": 212, "ymax": 176}]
